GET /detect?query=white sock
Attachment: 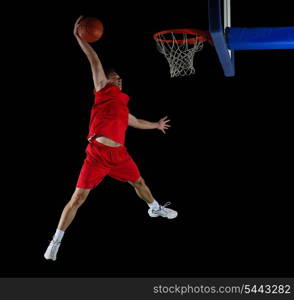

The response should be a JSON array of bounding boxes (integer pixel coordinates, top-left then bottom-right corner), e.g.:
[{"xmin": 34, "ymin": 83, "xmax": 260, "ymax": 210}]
[
  {"xmin": 52, "ymin": 229, "xmax": 65, "ymax": 243},
  {"xmin": 148, "ymin": 200, "xmax": 160, "ymax": 211}
]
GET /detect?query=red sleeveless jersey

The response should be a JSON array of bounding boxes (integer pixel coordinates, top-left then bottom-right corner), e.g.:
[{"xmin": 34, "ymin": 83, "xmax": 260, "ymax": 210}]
[{"xmin": 87, "ymin": 84, "xmax": 129, "ymax": 145}]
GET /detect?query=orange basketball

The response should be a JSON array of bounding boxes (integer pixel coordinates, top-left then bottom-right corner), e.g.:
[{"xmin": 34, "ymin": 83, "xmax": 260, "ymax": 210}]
[{"xmin": 77, "ymin": 17, "xmax": 104, "ymax": 43}]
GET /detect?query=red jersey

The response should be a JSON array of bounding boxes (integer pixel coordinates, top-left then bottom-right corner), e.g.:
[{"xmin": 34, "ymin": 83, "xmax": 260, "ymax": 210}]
[{"xmin": 87, "ymin": 83, "xmax": 129, "ymax": 145}]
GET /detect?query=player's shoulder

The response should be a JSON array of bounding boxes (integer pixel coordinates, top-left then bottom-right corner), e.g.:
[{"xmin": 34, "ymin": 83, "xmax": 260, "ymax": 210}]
[{"xmin": 94, "ymin": 80, "xmax": 110, "ymax": 93}]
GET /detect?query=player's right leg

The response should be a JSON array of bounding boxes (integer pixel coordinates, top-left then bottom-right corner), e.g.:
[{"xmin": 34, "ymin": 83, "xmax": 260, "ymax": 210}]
[
  {"xmin": 44, "ymin": 188, "xmax": 91, "ymax": 261},
  {"xmin": 57, "ymin": 188, "xmax": 91, "ymax": 231},
  {"xmin": 44, "ymin": 141, "xmax": 110, "ymax": 261}
]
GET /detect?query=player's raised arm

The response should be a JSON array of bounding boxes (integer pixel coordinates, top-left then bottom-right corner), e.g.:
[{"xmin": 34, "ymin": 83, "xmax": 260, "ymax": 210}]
[{"xmin": 73, "ymin": 16, "xmax": 107, "ymax": 91}]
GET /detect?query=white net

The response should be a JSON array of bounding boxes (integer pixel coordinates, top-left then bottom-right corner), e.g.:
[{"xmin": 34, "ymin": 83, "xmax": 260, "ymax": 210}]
[{"xmin": 155, "ymin": 32, "xmax": 204, "ymax": 77}]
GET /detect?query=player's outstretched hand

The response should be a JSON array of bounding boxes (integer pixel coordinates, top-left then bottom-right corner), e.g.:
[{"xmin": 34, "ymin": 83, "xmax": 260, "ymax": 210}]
[{"xmin": 157, "ymin": 116, "xmax": 171, "ymax": 134}]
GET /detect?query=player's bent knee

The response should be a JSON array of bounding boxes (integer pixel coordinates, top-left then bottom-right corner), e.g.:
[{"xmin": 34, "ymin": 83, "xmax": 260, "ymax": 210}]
[{"xmin": 131, "ymin": 177, "xmax": 145, "ymax": 189}]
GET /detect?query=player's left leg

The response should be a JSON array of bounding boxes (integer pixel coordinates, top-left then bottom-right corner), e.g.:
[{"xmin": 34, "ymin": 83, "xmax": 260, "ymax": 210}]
[
  {"xmin": 108, "ymin": 148, "xmax": 178, "ymax": 219},
  {"xmin": 128, "ymin": 177, "xmax": 178, "ymax": 219},
  {"xmin": 128, "ymin": 177, "xmax": 154, "ymax": 204}
]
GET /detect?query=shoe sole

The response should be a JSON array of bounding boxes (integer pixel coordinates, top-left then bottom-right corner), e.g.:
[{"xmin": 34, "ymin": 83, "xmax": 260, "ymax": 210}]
[
  {"xmin": 148, "ymin": 210, "xmax": 178, "ymax": 219},
  {"xmin": 44, "ymin": 254, "xmax": 56, "ymax": 261}
]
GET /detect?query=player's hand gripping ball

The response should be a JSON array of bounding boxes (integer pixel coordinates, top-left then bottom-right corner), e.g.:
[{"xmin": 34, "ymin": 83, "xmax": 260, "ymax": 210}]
[{"xmin": 77, "ymin": 17, "xmax": 104, "ymax": 42}]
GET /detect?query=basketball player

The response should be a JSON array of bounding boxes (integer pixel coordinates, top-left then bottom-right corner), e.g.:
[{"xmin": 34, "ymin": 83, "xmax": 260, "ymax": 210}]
[{"xmin": 44, "ymin": 16, "xmax": 177, "ymax": 261}]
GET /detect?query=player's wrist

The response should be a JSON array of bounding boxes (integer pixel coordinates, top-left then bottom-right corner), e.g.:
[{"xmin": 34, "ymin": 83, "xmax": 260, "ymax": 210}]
[{"xmin": 74, "ymin": 32, "xmax": 80, "ymax": 39}]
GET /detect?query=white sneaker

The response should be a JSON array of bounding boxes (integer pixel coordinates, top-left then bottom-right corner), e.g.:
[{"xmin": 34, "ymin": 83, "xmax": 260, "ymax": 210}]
[
  {"xmin": 148, "ymin": 202, "xmax": 178, "ymax": 219},
  {"xmin": 44, "ymin": 240, "xmax": 61, "ymax": 261}
]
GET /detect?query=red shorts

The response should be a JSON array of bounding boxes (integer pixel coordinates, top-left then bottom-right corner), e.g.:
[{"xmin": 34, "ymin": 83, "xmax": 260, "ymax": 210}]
[{"xmin": 76, "ymin": 140, "xmax": 141, "ymax": 189}]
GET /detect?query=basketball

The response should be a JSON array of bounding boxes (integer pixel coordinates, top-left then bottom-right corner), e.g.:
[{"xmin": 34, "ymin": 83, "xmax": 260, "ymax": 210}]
[{"xmin": 77, "ymin": 17, "xmax": 104, "ymax": 43}]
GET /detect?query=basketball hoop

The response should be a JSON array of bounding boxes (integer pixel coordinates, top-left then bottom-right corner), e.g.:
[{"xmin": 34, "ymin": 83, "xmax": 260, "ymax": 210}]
[{"xmin": 153, "ymin": 29, "xmax": 211, "ymax": 77}]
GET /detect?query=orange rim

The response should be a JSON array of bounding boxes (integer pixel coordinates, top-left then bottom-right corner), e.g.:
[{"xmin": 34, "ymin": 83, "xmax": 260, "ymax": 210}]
[{"xmin": 153, "ymin": 28, "xmax": 210, "ymax": 45}]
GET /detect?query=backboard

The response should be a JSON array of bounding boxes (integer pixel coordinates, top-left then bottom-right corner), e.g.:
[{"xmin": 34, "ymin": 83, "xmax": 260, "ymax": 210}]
[
  {"xmin": 208, "ymin": 0, "xmax": 235, "ymax": 77},
  {"xmin": 208, "ymin": 0, "xmax": 294, "ymax": 77}
]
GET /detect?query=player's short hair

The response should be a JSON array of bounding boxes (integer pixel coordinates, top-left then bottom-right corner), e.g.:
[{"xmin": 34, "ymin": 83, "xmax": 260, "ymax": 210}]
[{"xmin": 104, "ymin": 67, "xmax": 117, "ymax": 78}]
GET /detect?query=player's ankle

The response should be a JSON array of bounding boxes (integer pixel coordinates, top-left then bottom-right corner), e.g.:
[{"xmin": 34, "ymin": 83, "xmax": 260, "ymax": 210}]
[
  {"xmin": 147, "ymin": 199, "xmax": 160, "ymax": 211},
  {"xmin": 52, "ymin": 229, "xmax": 65, "ymax": 243}
]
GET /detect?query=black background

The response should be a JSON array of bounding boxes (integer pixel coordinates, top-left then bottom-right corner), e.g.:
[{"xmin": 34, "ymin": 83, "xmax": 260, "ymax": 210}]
[{"xmin": 1, "ymin": 0, "xmax": 293, "ymax": 277}]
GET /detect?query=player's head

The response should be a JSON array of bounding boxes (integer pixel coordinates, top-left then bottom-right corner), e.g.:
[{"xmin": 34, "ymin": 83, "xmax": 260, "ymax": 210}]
[{"xmin": 105, "ymin": 68, "xmax": 122, "ymax": 90}]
